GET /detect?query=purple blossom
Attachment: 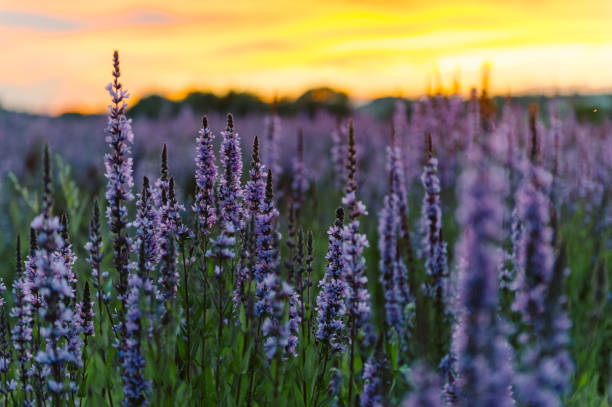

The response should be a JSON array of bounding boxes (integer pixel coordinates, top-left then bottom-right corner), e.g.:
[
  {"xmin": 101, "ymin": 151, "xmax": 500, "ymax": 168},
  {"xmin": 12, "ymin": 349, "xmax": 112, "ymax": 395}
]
[
  {"xmin": 420, "ymin": 135, "xmax": 447, "ymax": 302},
  {"xmin": 316, "ymin": 208, "xmax": 347, "ymax": 353},
  {"xmin": 331, "ymin": 121, "xmax": 347, "ymax": 189},
  {"xmin": 210, "ymin": 114, "xmax": 244, "ymax": 260},
  {"xmin": 263, "ymin": 111, "xmax": 281, "ymax": 178},
  {"xmin": 342, "ymin": 121, "xmax": 372, "ymax": 335},
  {"xmin": 11, "ymin": 236, "xmax": 33, "ymax": 397},
  {"xmin": 158, "ymin": 230, "xmax": 178, "ymax": 305},
  {"xmin": 104, "ymin": 50, "xmax": 134, "ymax": 301},
  {"xmin": 121, "ymin": 272, "xmax": 149, "ymax": 406},
  {"xmin": 360, "ymin": 349, "xmax": 390, "ymax": 407},
  {"xmin": 261, "ymin": 274, "xmax": 300, "ymax": 361},
  {"xmin": 402, "ymin": 363, "xmax": 444, "ymax": 407},
  {"xmin": 132, "ymin": 176, "xmax": 161, "ymax": 280},
  {"xmin": 513, "ymin": 129, "xmax": 573, "ymax": 406},
  {"xmin": 160, "ymin": 177, "xmax": 189, "ymax": 240},
  {"xmin": 452, "ymin": 142, "xmax": 514, "ymax": 406},
  {"xmin": 291, "ymin": 128, "xmax": 309, "ymax": 211},
  {"xmin": 32, "ymin": 147, "xmax": 78, "ymax": 399},
  {"xmin": 512, "ymin": 161, "xmax": 554, "ymax": 326},
  {"xmin": 378, "ymin": 143, "xmax": 412, "ymax": 335},
  {"xmin": 254, "ymin": 170, "xmax": 280, "ymax": 316},
  {"xmin": 245, "ymin": 136, "xmax": 266, "ymax": 219},
  {"xmin": 59, "ymin": 214, "xmax": 77, "ymax": 297},
  {"xmin": 79, "ymin": 284, "xmax": 95, "ymax": 338},
  {"xmin": 192, "ymin": 116, "xmax": 217, "ymax": 236}
]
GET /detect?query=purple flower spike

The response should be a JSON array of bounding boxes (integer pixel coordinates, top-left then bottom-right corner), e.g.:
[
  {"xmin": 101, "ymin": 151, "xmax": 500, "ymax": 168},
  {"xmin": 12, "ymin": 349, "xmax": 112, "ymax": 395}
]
[
  {"xmin": 104, "ymin": 50, "xmax": 134, "ymax": 301},
  {"xmin": 452, "ymin": 142, "xmax": 514, "ymax": 406},
  {"xmin": 193, "ymin": 116, "xmax": 218, "ymax": 236},
  {"xmin": 210, "ymin": 114, "xmax": 244, "ymax": 260},
  {"xmin": 402, "ymin": 363, "xmax": 444, "ymax": 407},
  {"xmin": 316, "ymin": 207, "xmax": 347, "ymax": 353}
]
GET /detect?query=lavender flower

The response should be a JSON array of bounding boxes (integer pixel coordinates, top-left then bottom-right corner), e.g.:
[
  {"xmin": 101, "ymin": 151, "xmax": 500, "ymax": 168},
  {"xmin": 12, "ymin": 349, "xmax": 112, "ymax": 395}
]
[
  {"xmin": 158, "ymin": 230, "xmax": 178, "ymax": 305},
  {"xmin": 342, "ymin": 121, "xmax": 372, "ymax": 334},
  {"xmin": 245, "ymin": 136, "xmax": 266, "ymax": 219},
  {"xmin": 10, "ymin": 236, "xmax": 33, "ymax": 398},
  {"xmin": 104, "ymin": 50, "xmax": 135, "ymax": 302},
  {"xmin": 209, "ymin": 114, "xmax": 244, "ymax": 260},
  {"xmin": 514, "ymin": 249, "xmax": 573, "ymax": 407},
  {"xmin": 291, "ymin": 128, "xmax": 308, "ymax": 211},
  {"xmin": 378, "ymin": 142, "xmax": 412, "ymax": 335},
  {"xmin": 261, "ymin": 274, "xmax": 300, "ymax": 360},
  {"xmin": 233, "ymin": 220, "xmax": 254, "ymax": 311},
  {"xmin": 402, "ymin": 363, "xmax": 444, "ymax": 407},
  {"xmin": 160, "ymin": 177, "xmax": 189, "ymax": 240},
  {"xmin": 316, "ymin": 207, "xmax": 347, "ymax": 353},
  {"xmin": 254, "ymin": 170, "xmax": 280, "ymax": 316},
  {"xmin": 452, "ymin": 142, "xmax": 514, "ymax": 406},
  {"xmin": 155, "ymin": 144, "xmax": 170, "ymax": 209},
  {"xmin": 512, "ymin": 162, "xmax": 554, "ymax": 327},
  {"xmin": 263, "ymin": 109, "xmax": 281, "ymax": 178},
  {"xmin": 0, "ymin": 309, "xmax": 17, "ymax": 397},
  {"xmin": 59, "ymin": 213, "xmax": 77, "ymax": 298},
  {"xmin": 331, "ymin": 121, "xmax": 347, "ymax": 189},
  {"xmin": 121, "ymin": 270, "xmax": 148, "ymax": 406},
  {"xmin": 132, "ymin": 176, "xmax": 161, "ymax": 279},
  {"xmin": 25, "ymin": 228, "xmax": 41, "ymax": 309},
  {"xmin": 32, "ymin": 145, "xmax": 78, "ymax": 399},
  {"xmin": 513, "ymin": 125, "xmax": 573, "ymax": 406},
  {"xmin": 421, "ymin": 135, "xmax": 447, "ymax": 302},
  {"xmin": 360, "ymin": 346, "xmax": 390, "ymax": 407},
  {"xmin": 378, "ymin": 186, "xmax": 404, "ymax": 333},
  {"xmin": 79, "ymin": 284, "xmax": 95, "ymax": 338},
  {"xmin": 193, "ymin": 116, "xmax": 217, "ymax": 236}
]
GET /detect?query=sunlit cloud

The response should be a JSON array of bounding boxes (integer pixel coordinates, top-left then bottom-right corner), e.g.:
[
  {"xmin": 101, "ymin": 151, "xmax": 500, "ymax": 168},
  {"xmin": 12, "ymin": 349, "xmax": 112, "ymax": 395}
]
[{"xmin": 0, "ymin": 0, "xmax": 611, "ymax": 114}]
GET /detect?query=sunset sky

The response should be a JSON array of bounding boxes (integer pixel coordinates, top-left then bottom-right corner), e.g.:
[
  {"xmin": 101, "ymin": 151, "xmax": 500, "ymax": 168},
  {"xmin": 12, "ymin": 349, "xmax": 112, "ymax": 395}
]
[{"xmin": 1, "ymin": 0, "xmax": 612, "ymax": 114}]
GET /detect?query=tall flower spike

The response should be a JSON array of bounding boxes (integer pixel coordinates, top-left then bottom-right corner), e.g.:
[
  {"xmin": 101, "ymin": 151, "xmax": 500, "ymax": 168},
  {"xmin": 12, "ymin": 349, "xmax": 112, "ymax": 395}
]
[
  {"xmin": 193, "ymin": 116, "xmax": 218, "ymax": 237},
  {"xmin": 158, "ymin": 231, "xmax": 178, "ymax": 305},
  {"xmin": 133, "ymin": 176, "xmax": 161, "ymax": 280},
  {"xmin": 254, "ymin": 169, "xmax": 280, "ymax": 317},
  {"xmin": 263, "ymin": 103, "xmax": 281, "ymax": 178},
  {"xmin": 360, "ymin": 341, "xmax": 391, "ymax": 407},
  {"xmin": 42, "ymin": 143, "xmax": 52, "ymax": 216},
  {"xmin": 341, "ymin": 120, "xmax": 372, "ymax": 334},
  {"xmin": 11, "ymin": 234, "xmax": 33, "ymax": 401},
  {"xmin": 316, "ymin": 207, "xmax": 347, "ymax": 353},
  {"xmin": 31, "ymin": 146, "xmax": 78, "ymax": 400},
  {"xmin": 421, "ymin": 133, "xmax": 446, "ymax": 299},
  {"xmin": 245, "ymin": 135, "xmax": 266, "ymax": 219},
  {"xmin": 513, "ymin": 109, "xmax": 554, "ymax": 328},
  {"xmin": 0, "ymin": 309, "xmax": 16, "ymax": 396},
  {"xmin": 261, "ymin": 274, "xmax": 300, "ymax": 361},
  {"xmin": 512, "ymin": 110, "xmax": 572, "ymax": 407},
  {"xmin": 80, "ymin": 284, "xmax": 94, "ymax": 338},
  {"xmin": 122, "ymin": 244, "xmax": 149, "ymax": 406},
  {"xmin": 331, "ymin": 120, "xmax": 347, "ymax": 189},
  {"xmin": 162, "ymin": 176, "xmax": 188, "ymax": 239},
  {"xmin": 104, "ymin": 50, "xmax": 134, "ymax": 303},
  {"xmin": 59, "ymin": 213, "xmax": 77, "ymax": 298},
  {"xmin": 209, "ymin": 114, "xmax": 244, "ymax": 260},
  {"xmin": 86, "ymin": 200, "xmax": 108, "ymax": 306},
  {"xmin": 402, "ymin": 363, "xmax": 445, "ymax": 407},
  {"xmin": 291, "ymin": 128, "xmax": 308, "ymax": 211},
  {"xmin": 452, "ymin": 142, "xmax": 514, "ymax": 406},
  {"xmin": 378, "ymin": 164, "xmax": 404, "ymax": 333}
]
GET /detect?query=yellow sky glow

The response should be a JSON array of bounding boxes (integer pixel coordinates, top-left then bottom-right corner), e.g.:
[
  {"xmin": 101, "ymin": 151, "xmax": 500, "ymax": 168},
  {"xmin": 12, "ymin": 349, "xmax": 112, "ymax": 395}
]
[{"xmin": 1, "ymin": 0, "xmax": 612, "ymax": 114}]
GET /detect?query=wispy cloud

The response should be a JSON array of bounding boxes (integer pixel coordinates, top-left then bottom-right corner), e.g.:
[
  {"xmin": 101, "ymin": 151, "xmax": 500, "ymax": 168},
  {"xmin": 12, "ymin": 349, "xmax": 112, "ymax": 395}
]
[{"xmin": 0, "ymin": 10, "xmax": 81, "ymax": 31}]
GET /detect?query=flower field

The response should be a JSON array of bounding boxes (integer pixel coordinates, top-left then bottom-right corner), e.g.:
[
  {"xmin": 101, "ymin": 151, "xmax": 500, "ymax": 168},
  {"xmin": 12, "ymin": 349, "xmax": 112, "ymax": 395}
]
[{"xmin": 0, "ymin": 51, "xmax": 610, "ymax": 406}]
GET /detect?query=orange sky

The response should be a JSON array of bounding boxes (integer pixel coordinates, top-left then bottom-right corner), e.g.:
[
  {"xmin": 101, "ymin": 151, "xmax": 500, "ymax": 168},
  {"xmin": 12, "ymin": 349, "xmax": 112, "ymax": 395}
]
[{"xmin": 1, "ymin": 0, "xmax": 612, "ymax": 114}]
